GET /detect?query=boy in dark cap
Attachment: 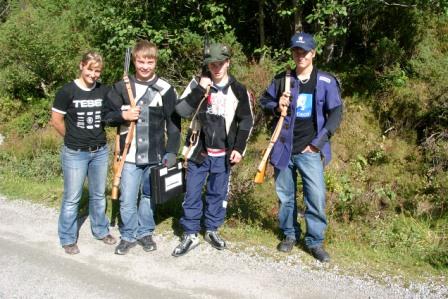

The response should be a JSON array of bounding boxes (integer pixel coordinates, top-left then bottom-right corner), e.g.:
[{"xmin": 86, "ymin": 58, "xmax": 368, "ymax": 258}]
[
  {"xmin": 259, "ymin": 32, "xmax": 343, "ymax": 262},
  {"xmin": 172, "ymin": 43, "xmax": 254, "ymax": 257}
]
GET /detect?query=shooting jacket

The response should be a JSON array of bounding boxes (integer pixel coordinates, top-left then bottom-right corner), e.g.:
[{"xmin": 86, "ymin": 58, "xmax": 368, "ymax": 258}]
[
  {"xmin": 103, "ymin": 75, "xmax": 180, "ymax": 165},
  {"xmin": 259, "ymin": 69, "xmax": 343, "ymax": 170},
  {"xmin": 176, "ymin": 76, "xmax": 254, "ymax": 165}
]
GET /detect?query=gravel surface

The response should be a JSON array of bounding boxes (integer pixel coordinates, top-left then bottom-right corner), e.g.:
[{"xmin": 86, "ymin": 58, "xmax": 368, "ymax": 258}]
[{"xmin": 0, "ymin": 196, "xmax": 446, "ymax": 299}]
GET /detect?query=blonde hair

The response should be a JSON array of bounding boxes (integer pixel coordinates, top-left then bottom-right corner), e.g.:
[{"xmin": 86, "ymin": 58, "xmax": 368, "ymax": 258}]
[
  {"xmin": 80, "ymin": 51, "xmax": 104, "ymax": 69},
  {"xmin": 132, "ymin": 40, "xmax": 158, "ymax": 60}
]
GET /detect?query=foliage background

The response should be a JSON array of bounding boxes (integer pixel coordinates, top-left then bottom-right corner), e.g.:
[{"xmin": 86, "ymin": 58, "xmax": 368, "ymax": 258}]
[{"xmin": 0, "ymin": 0, "xmax": 447, "ymax": 277}]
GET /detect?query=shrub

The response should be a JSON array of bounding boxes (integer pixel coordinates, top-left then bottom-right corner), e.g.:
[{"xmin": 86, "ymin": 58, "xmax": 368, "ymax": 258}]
[
  {"xmin": 0, "ymin": 0, "xmax": 90, "ymax": 99},
  {"xmin": 0, "ymin": 128, "xmax": 61, "ymax": 181}
]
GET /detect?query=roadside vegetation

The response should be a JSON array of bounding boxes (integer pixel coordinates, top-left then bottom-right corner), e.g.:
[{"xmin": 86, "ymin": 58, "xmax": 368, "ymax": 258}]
[{"xmin": 0, "ymin": 0, "xmax": 446, "ymax": 285}]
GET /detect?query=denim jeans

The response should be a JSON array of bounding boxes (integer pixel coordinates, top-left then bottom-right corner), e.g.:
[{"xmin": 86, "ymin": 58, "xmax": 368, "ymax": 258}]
[
  {"xmin": 274, "ymin": 152, "xmax": 327, "ymax": 248},
  {"xmin": 118, "ymin": 162, "xmax": 156, "ymax": 242},
  {"xmin": 58, "ymin": 145, "xmax": 110, "ymax": 246}
]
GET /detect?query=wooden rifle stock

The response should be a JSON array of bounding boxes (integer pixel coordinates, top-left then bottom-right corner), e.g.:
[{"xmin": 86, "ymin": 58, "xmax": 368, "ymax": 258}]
[
  {"xmin": 254, "ymin": 68, "xmax": 291, "ymax": 184},
  {"xmin": 111, "ymin": 129, "xmax": 121, "ymax": 199},
  {"xmin": 111, "ymin": 74, "xmax": 137, "ymax": 200}
]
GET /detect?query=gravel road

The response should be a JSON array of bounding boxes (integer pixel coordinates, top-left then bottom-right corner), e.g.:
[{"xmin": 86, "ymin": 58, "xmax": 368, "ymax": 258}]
[{"xmin": 0, "ymin": 196, "xmax": 446, "ymax": 299}]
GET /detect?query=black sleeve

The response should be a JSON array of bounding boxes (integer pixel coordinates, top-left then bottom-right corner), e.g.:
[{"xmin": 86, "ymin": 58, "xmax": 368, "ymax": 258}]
[
  {"xmin": 312, "ymin": 105, "xmax": 343, "ymax": 150},
  {"xmin": 175, "ymin": 79, "xmax": 207, "ymax": 119},
  {"xmin": 52, "ymin": 84, "xmax": 72, "ymax": 113},
  {"xmin": 103, "ymin": 81, "xmax": 127, "ymax": 127},
  {"xmin": 325, "ymin": 105, "xmax": 343, "ymax": 136},
  {"xmin": 163, "ymin": 86, "xmax": 181, "ymax": 154},
  {"xmin": 233, "ymin": 85, "xmax": 254, "ymax": 154}
]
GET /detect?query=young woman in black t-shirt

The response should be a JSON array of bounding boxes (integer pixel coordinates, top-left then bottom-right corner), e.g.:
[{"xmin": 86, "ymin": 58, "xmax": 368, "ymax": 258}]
[{"xmin": 51, "ymin": 52, "xmax": 116, "ymax": 255}]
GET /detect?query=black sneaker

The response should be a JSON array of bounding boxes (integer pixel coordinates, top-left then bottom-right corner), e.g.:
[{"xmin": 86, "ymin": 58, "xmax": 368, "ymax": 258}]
[
  {"xmin": 277, "ymin": 236, "xmax": 296, "ymax": 252},
  {"xmin": 204, "ymin": 231, "xmax": 226, "ymax": 250},
  {"xmin": 172, "ymin": 233, "xmax": 200, "ymax": 257},
  {"xmin": 137, "ymin": 235, "xmax": 157, "ymax": 252},
  {"xmin": 308, "ymin": 246, "xmax": 330, "ymax": 263},
  {"xmin": 114, "ymin": 239, "xmax": 137, "ymax": 255}
]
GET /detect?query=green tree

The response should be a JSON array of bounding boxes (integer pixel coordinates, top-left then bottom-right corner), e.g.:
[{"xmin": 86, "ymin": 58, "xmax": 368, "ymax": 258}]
[{"xmin": 0, "ymin": 0, "xmax": 91, "ymax": 99}]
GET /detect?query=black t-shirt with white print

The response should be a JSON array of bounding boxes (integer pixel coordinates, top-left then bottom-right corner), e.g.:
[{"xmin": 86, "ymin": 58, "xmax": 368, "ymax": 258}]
[
  {"xmin": 52, "ymin": 80, "xmax": 108, "ymax": 149},
  {"xmin": 292, "ymin": 67, "xmax": 317, "ymax": 154}
]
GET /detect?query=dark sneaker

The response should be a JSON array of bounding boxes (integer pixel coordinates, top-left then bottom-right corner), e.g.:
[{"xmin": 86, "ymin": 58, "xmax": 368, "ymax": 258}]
[
  {"xmin": 277, "ymin": 237, "xmax": 296, "ymax": 253},
  {"xmin": 137, "ymin": 235, "xmax": 157, "ymax": 252},
  {"xmin": 172, "ymin": 233, "xmax": 200, "ymax": 257},
  {"xmin": 204, "ymin": 231, "xmax": 227, "ymax": 250},
  {"xmin": 114, "ymin": 239, "xmax": 137, "ymax": 255},
  {"xmin": 308, "ymin": 246, "xmax": 330, "ymax": 263},
  {"xmin": 63, "ymin": 243, "xmax": 80, "ymax": 255},
  {"xmin": 101, "ymin": 234, "xmax": 117, "ymax": 245}
]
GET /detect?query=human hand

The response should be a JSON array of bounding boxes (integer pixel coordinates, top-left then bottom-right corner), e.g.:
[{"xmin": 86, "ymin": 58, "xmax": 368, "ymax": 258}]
[
  {"xmin": 162, "ymin": 153, "xmax": 177, "ymax": 168},
  {"xmin": 199, "ymin": 76, "xmax": 212, "ymax": 89},
  {"xmin": 122, "ymin": 106, "xmax": 141, "ymax": 121},
  {"xmin": 301, "ymin": 144, "xmax": 319, "ymax": 153},
  {"xmin": 277, "ymin": 91, "xmax": 290, "ymax": 113},
  {"xmin": 229, "ymin": 150, "xmax": 242, "ymax": 164}
]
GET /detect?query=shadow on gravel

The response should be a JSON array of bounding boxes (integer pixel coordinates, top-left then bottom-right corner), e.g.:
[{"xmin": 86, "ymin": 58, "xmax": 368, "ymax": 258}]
[{"xmin": 155, "ymin": 195, "xmax": 184, "ymax": 237}]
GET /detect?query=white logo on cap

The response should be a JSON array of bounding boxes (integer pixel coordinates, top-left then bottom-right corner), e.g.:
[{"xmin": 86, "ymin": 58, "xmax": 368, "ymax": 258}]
[{"xmin": 298, "ymin": 36, "xmax": 305, "ymax": 44}]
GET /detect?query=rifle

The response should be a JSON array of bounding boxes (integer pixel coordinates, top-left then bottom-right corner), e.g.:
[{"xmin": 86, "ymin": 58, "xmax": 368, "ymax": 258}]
[
  {"xmin": 201, "ymin": 32, "xmax": 210, "ymax": 77},
  {"xmin": 182, "ymin": 34, "xmax": 211, "ymax": 168},
  {"xmin": 254, "ymin": 67, "xmax": 291, "ymax": 184},
  {"xmin": 111, "ymin": 48, "xmax": 137, "ymax": 200}
]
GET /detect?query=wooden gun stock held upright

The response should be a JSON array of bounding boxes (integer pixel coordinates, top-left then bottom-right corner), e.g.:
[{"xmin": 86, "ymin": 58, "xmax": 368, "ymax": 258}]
[
  {"xmin": 111, "ymin": 48, "xmax": 136, "ymax": 200},
  {"xmin": 254, "ymin": 68, "xmax": 291, "ymax": 184}
]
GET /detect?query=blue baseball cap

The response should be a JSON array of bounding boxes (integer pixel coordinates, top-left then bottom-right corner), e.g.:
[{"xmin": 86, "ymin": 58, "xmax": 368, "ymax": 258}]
[{"xmin": 290, "ymin": 32, "xmax": 316, "ymax": 51}]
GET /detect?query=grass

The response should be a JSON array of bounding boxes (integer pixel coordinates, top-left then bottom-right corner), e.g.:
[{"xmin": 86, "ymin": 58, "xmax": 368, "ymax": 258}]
[{"xmin": 0, "ymin": 172, "xmax": 62, "ymax": 206}]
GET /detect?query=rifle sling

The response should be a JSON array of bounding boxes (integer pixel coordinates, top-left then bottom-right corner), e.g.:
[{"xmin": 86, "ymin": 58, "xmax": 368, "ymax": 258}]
[{"xmin": 182, "ymin": 85, "xmax": 210, "ymax": 168}]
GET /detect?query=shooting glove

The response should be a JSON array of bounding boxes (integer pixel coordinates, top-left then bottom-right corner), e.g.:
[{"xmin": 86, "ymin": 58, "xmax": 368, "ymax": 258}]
[{"xmin": 162, "ymin": 153, "xmax": 177, "ymax": 168}]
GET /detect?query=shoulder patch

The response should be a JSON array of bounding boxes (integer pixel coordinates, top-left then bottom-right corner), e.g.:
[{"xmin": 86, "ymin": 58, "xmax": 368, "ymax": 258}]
[
  {"xmin": 180, "ymin": 78, "xmax": 198, "ymax": 99},
  {"xmin": 155, "ymin": 78, "xmax": 172, "ymax": 96},
  {"xmin": 318, "ymin": 76, "xmax": 331, "ymax": 84}
]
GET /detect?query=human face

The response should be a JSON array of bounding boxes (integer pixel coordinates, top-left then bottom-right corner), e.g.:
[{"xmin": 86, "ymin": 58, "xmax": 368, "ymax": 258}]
[
  {"xmin": 208, "ymin": 59, "xmax": 230, "ymax": 84},
  {"xmin": 79, "ymin": 62, "xmax": 102, "ymax": 88},
  {"xmin": 134, "ymin": 55, "xmax": 157, "ymax": 81},
  {"xmin": 292, "ymin": 48, "xmax": 315, "ymax": 73}
]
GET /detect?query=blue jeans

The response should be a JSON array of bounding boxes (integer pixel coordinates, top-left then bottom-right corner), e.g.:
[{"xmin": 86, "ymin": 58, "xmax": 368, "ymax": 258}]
[
  {"xmin": 118, "ymin": 162, "xmax": 156, "ymax": 242},
  {"xmin": 274, "ymin": 152, "xmax": 327, "ymax": 248},
  {"xmin": 180, "ymin": 156, "xmax": 230, "ymax": 234},
  {"xmin": 58, "ymin": 145, "xmax": 110, "ymax": 246}
]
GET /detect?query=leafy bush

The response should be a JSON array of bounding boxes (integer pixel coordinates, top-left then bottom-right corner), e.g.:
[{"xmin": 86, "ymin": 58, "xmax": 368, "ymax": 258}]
[
  {"xmin": 1, "ymin": 98, "xmax": 51, "ymax": 136},
  {"xmin": 0, "ymin": 0, "xmax": 91, "ymax": 99},
  {"xmin": 0, "ymin": 128, "xmax": 61, "ymax": 181},
  {"xmin": 367, "ymin": 215, "xmax": 447, "ymax": 268}
]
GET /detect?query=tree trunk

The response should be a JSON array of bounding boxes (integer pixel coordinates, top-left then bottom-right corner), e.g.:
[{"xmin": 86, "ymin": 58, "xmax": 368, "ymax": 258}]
[
  {"xmin": 325, "ymin": 13, "xmax": 338, "ymax": 63},
  {"xmin": 258, "ymin": 0, "xmax": 265, "ymax": 48},
  {"xmin": 292, "ymin": 0, "xmax": 302, "ymax": 33}
]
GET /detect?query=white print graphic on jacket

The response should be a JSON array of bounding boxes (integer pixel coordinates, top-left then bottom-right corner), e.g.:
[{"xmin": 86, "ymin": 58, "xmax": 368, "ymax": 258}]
[{"xmin": 206, "ymin": 92, "xmax": 226, "ymax": 117}]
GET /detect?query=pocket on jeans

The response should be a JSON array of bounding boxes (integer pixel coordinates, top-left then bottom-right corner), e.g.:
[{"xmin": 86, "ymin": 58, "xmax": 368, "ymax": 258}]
[{"xmin": 64, "ymin": 146, "xmax": 80, "ymax": 155}]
